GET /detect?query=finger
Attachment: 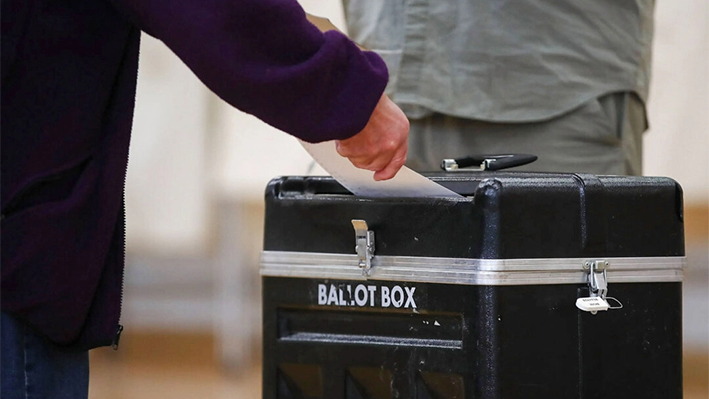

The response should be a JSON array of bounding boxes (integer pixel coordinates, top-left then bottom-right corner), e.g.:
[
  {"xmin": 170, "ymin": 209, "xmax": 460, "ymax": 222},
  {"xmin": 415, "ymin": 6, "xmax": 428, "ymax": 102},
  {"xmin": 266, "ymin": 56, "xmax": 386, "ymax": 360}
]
[
  {"xmin": 335, "ymin": 140, "xmax": 348, "ymax": 157},
  {"xmin": 348, "ymin": 155, "xmax": 390, "ymax": 172},
  {"xmin": 373, "ymin": 143, "xmax": 408, "ymax": 180},
  {"xmin": 336, "ymin": 134, "xmax": 382, "ymax": 155},
  {"xmin": 336, "ymin": 141, "xmax": 367, "ymax": 159},
  {"xmin": 373, "ymin": 154, "xmax": 406, "ymax": 181}
]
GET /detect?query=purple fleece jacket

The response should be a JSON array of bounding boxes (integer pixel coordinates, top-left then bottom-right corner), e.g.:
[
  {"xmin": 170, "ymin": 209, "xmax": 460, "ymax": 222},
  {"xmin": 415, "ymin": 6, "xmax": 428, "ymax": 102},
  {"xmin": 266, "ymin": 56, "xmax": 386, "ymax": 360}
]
[{"xmin": 1, "ymin": 0, "xmax": 387, "ymax": 349}]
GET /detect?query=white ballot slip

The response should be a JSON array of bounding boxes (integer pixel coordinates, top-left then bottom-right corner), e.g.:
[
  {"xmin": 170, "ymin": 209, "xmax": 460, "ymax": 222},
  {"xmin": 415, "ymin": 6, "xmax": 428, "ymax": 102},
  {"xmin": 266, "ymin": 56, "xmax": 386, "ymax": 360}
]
[{"xmin": 299, "ymin": 140, "xmax": 461, "ymax": 198}]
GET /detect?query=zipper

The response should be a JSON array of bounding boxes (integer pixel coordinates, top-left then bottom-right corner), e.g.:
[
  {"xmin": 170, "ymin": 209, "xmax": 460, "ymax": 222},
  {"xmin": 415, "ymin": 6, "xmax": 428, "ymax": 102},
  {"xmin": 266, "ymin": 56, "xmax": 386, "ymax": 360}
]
[
  {"xmin": 113, "ymin": 26, "xmax": 142, "ymax": 351},
  {"xmin": 111, "ymin": 324, "xmax": 124, "ymax": 350},
  {"xmin": 113, "ymin": 178, "xmax": 128, "ymax": 351}
]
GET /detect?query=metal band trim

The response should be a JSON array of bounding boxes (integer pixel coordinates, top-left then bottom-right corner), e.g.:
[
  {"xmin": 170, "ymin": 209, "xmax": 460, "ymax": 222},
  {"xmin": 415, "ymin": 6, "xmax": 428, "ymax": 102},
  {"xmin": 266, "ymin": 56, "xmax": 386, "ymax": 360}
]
[{"xmin": 260, "ymin": 251, "xmax": 685, "ymax": 285}]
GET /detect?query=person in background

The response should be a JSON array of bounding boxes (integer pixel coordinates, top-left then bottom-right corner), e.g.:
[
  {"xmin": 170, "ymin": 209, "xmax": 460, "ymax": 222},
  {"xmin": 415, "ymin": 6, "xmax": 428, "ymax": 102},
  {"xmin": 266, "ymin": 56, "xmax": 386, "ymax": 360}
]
[
  {"xmin": 344, "ymin": 0, "xmax": 652, "ymax": 175},
  {"xmin": 0, "ymin": 0, "xmax": 408, "ymax": 397}
]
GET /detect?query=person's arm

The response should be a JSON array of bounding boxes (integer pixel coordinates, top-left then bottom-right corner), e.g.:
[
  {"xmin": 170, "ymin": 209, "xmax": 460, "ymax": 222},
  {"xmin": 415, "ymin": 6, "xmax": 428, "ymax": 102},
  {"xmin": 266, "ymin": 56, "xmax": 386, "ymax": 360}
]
[
  {"xmin": 111, "ymin": 0, "xmax": 407, "ymax": 179},
  {"xmin": 110, "ymin": 0, "xmax": 383, "ymax": 141}
]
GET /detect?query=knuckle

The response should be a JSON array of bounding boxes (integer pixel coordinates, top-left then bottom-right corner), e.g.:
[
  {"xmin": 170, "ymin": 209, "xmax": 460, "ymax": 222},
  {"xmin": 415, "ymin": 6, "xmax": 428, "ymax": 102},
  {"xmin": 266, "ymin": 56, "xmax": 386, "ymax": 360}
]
[
  {"xmin": 349, "ymin": 157, "xmax": 374, "ymax": 170},
  {"xmin": 393, "ymin": 157, "xmax": 406, "ymax": 168},
  {"xmin": 338, "ymin": 146, "xmax": 358, "ymax": 158},
  {"xmin": 399, "ymin": 118, "xmax": 410, "ymax": 132},
  {"xmin": 384, "ymin": 140, "xmax": 398, "ymax": 153}
]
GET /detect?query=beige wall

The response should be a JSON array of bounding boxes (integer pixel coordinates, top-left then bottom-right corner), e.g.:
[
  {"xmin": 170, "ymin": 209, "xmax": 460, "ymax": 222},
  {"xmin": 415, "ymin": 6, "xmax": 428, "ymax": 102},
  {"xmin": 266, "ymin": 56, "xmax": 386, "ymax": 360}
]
[
  {"xmin": 125, "ymin": 35, "xmax": 212, "ymax": 257},
  {"xmin": 644, "ymin": 0, "xmax": 709, "ymax": 205}
]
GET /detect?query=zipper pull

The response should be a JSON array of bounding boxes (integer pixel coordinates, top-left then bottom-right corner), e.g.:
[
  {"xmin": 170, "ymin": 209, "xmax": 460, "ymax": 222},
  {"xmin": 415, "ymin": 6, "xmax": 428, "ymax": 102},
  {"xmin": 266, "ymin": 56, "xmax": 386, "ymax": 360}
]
[{"xmin": 111, "ymin": 324, "xmax": 124, "ymax": 350}]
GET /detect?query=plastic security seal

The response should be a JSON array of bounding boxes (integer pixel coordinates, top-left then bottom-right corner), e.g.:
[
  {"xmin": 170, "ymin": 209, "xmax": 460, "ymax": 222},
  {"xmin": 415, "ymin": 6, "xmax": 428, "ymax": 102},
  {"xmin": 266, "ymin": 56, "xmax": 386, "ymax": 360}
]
[{"xmin": 575, "ymin": 297, "xmax": 610, "ymax": 314}]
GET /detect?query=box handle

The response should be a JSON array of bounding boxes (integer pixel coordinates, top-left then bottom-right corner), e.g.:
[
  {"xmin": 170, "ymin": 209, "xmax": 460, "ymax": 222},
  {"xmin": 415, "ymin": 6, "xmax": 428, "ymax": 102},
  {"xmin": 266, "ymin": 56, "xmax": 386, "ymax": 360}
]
[{"xmin": 441, "ymin": 153, "xmax": 537, "ymax": 172}]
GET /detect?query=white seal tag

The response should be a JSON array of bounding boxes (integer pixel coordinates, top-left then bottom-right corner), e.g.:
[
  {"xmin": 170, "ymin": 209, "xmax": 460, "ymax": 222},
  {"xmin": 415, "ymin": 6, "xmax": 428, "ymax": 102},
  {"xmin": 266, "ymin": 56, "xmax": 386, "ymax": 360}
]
[{"xmin": 576, "ymin": 296, "xmax": 610, "ymax": 314}]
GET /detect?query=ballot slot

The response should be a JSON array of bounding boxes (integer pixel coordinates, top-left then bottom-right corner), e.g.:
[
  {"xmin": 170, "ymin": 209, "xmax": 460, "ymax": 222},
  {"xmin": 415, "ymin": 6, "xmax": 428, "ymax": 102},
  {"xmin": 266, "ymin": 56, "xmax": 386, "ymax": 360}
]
[
  {"xmin": 275, "ymin": 175, "xmax": 480, "ymax": 198},
  {"xmin": 277, "ymin": 308, "xmax": 464, "ymax": 349}
]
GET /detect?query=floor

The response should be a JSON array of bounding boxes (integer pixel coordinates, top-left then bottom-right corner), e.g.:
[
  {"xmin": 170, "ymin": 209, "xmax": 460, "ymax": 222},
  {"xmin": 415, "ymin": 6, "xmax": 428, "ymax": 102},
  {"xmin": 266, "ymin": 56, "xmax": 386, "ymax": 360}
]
[
  {"xmin": 89, "ymin": 357, "xmax": 262, "ymax": 399},
  {"xmin": 88, "ymin": 334, "xmax": 707, "ymax": 399},
  {"xmin": 88, "ymin": 332, "xmax": 262, "ymax": 399},
  {"xmin": 89, "ymin": 360, "xmax": 708, "ymax": 399}
]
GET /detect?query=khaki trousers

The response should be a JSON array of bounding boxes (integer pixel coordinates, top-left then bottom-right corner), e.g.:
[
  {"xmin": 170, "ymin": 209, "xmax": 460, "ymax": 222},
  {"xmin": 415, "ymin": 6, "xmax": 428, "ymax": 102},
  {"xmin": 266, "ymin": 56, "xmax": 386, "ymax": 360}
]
[{"xmin": 405, "ymin": 92, "xmax": 646, "ymax": 176}]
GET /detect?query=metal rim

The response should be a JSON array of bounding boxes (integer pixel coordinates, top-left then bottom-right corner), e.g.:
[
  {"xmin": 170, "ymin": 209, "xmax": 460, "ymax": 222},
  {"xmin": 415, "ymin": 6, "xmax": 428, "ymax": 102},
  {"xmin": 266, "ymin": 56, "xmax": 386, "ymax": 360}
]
[{"xmin": 260, "ymin": 251, "xmax": 685, "ymax": 285}]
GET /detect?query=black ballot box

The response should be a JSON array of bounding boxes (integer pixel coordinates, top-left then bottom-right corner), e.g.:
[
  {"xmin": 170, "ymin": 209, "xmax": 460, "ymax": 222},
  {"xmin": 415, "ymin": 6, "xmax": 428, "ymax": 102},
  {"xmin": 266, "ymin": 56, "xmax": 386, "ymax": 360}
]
[{"xmin": 260, "ymin": 172, "xmax": 685, "ymax": 399}]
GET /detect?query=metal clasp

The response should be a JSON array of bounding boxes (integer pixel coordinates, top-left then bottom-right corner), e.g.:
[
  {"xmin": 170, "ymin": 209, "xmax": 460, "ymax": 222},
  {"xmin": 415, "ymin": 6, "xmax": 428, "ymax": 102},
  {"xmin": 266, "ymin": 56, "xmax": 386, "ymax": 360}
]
[
  {"xmin": 351, "ymin": 220, "xmax": 375, "ymax": 276},
  {"xmin": 577, "ymin": 260, "xmax": 623, "ymax": 314},
  {"xmin": 585, "ymin": 260, "xmax": 609, "ymax": 298}
]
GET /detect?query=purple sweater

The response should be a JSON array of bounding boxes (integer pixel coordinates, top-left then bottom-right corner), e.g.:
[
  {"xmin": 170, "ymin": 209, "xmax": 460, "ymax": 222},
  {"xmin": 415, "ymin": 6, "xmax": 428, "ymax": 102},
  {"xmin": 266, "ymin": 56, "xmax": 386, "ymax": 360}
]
[{"xmin": 1, "ymin": 0, "xmax": 387, "ymax": 349}]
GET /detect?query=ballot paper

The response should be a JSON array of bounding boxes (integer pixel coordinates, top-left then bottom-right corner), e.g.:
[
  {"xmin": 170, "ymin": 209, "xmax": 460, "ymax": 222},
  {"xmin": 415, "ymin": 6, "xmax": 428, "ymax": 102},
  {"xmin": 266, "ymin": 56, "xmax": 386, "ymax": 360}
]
[{"xmin": 300, "ymin": 140, "xmax": 461, "ymax": 198}]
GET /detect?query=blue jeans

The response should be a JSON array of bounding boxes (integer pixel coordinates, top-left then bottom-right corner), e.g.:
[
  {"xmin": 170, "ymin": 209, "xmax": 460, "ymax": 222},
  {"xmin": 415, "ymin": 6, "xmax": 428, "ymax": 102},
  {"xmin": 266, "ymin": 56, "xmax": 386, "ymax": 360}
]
[{"xmin": 1, "ymin": 312, "xmax": 89, "ymax": 399}]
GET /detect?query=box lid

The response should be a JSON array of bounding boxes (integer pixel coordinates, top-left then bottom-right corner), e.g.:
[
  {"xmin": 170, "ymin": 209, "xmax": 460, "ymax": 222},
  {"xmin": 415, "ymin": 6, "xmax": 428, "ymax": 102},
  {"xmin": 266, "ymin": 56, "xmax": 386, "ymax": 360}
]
[{"xmin": 263, "ymin": 173, "xmax": 685, "ymax": 260}]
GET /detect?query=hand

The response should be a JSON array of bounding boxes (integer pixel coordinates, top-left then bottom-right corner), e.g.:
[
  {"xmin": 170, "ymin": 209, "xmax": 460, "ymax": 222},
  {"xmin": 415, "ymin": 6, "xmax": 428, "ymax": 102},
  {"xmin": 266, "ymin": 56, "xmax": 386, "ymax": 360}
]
[{"xmin": 335, "ymin": 94, "xmax": 409, "ymax": 181}]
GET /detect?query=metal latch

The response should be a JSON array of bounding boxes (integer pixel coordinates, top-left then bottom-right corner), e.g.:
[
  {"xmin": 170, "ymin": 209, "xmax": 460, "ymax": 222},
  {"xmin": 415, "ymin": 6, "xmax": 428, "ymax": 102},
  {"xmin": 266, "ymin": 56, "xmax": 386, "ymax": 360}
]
[
  {"xmin": 576, "ymin": 260, "xmax": 623, "ymax": 314},
  {"xmin": 586, "ymin": 260, "xmax": 609, "ymax": 298},
  {"xmin": 351, "ymin": 220, "xmax": 375, "ymax": 276}
]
